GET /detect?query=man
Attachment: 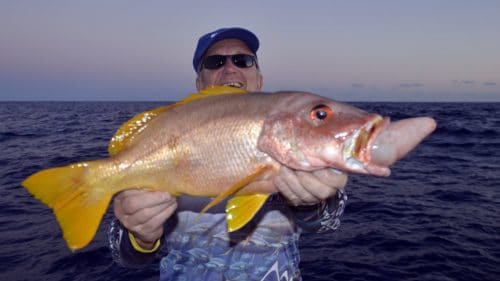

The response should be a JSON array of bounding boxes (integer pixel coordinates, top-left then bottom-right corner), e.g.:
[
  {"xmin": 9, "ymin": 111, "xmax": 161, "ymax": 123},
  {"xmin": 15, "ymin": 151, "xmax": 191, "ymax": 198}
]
[{"xmin": 109, "ymin": 27, "xmax": 348, "ymax": 280}]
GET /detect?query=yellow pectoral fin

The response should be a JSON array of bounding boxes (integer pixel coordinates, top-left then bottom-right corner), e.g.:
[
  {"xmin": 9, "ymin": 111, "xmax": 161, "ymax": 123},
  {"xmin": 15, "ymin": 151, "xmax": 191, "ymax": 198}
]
[
  {"xmin": 225, "ymin": 194, "xmax": 270, "ymax": 232},
  {"xmin": 200, "ymin": 165, "xmax": 272, "ymax": 215}
]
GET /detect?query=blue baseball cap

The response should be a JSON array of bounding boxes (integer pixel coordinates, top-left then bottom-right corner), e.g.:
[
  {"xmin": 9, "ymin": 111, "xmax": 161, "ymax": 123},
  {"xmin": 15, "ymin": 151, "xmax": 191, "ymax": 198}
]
[{"xmin": 192, "ymin": 27, "xmax": 259, "ymax": 72}]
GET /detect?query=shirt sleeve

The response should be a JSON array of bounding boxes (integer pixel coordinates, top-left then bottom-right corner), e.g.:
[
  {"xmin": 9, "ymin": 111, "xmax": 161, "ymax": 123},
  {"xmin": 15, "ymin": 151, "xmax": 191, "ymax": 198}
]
[
  {"xmin": 288, "ymin": 189, "xmax": 348, "ymax": 233},
  {"xmin": 107, "ymin": 218, "xmax": 164, "ymax": 268}
]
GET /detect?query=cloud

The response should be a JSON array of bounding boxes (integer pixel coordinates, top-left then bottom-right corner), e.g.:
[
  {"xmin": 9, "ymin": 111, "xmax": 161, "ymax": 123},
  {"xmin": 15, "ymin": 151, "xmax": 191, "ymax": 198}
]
[
  {"xmin": 351, "ymin": 82, "xmax": 364, "ymax": 88},
  {"xmin": 452, "ymin": 80, "xmax": 497, "ymax": 87},
  {"xmin": 399, "ymin": 82, "xmax": 423, "ymax": 88},
  {"xmin": 452, "ymin": 80, "xmax": 476, "ymax": 85}
]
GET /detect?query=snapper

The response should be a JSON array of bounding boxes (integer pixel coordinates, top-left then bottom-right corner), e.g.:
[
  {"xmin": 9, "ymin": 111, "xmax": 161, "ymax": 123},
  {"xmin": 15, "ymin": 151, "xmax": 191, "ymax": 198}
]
[{"xmin": 22, "ymin": 86, "xmax": 436, "ymax": 251}]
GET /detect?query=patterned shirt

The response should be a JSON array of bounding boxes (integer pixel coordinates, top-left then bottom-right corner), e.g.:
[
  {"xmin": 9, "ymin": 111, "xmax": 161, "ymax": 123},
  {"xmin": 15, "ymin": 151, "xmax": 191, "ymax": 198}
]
[{"xmin": 108, "ymin": 190, "xmax": 347, "ymax": 281}]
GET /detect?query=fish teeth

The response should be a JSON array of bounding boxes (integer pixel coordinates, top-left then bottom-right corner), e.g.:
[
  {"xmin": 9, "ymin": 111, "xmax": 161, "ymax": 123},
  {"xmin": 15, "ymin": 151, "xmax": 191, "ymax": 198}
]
[
  {"xmin": 343, "ymin": 129, "xmax": 359, "ymax": 161},
  {"xmin": 344, "ymin": 116, "xmax": 384, "ymax": 168}
]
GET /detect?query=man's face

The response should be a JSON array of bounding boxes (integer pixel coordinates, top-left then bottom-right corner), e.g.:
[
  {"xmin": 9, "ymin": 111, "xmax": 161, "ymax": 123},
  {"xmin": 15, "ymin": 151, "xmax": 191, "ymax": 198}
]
[{"xmin": 196, "ymin": 39, "xmax": 263, "ymax": 92}]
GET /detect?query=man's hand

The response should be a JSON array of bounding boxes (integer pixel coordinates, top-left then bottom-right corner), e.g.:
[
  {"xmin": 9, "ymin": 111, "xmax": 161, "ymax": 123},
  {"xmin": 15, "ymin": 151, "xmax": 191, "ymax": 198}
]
[
  {"xmin": 113, "ymin": 189, "xmax": 177, "ymax": 250},
  {"xmin": 274, "ymin": 166, "xmax": 347, "ymax": 206}
]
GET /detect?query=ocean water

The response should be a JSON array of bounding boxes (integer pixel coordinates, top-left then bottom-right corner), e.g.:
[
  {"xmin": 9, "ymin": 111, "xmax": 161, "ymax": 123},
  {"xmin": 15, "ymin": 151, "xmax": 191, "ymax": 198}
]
[{"xmin": 0, "ymin": 101, "xmax": 499, "ymax": 281}]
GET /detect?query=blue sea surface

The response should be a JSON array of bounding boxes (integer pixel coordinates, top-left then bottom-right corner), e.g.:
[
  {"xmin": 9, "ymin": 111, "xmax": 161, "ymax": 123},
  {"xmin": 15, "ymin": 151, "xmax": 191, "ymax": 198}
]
[{"xmin": 0, "ymin": 101, "xmax": 499, "ymax": 281}]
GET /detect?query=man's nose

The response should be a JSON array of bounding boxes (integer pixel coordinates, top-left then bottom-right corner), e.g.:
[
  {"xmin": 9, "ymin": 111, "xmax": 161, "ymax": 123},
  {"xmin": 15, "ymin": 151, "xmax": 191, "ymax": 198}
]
[{"xmin": 222, "ymin": 58, "xmax": 238, "ymax": 73}]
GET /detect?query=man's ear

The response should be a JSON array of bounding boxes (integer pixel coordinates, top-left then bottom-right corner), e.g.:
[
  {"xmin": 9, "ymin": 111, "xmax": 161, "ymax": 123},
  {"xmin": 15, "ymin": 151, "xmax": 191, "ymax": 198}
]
[
  {"xmin": 196, "ymin": 77, "xmax": 202, "ymax": 91},
  {"xmin": 257, "ymin": 74, "xmax": 263, "ymax": 91}
]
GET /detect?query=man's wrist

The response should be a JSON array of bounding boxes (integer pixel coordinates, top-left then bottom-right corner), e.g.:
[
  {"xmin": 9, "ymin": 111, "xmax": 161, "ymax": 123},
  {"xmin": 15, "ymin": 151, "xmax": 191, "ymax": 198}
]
[{"xmin": 128, "ymin": 232, "xmax": 161, "ymax": 253}]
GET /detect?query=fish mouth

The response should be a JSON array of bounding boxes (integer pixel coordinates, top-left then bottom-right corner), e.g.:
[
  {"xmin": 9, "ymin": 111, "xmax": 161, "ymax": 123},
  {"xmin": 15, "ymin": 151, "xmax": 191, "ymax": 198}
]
[{"xmin": 342, "ymin": 115, "xmax": 390, "ymax": 172}]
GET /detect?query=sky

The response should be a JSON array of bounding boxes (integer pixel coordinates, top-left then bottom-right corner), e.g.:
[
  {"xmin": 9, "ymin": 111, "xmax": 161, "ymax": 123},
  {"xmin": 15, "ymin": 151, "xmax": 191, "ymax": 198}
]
[{"xmin": 1, "ymin": 1, "xmax": 499, "ymax": 102}]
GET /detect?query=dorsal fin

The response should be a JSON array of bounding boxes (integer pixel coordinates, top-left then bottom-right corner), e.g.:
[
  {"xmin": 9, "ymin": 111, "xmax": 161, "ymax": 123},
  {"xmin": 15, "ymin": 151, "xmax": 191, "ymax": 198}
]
[
  {"xmin": 182, "ymin": 85, "xmax": 247, "ymax": 103},
  {"xmin": 108, "ymin": 105, "xmax": 171, "ymax": 155},
  {"xmin": 108, "ymin": 86, "xmax": 248, "ymax": 155}
]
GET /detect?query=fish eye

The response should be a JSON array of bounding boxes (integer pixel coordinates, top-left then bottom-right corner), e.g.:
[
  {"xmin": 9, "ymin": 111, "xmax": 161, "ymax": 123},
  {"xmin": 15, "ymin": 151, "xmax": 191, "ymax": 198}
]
[
  {"xmin": 310, "ymin": 104, "xmax": 333, "ymax": 122},
  {"xmin": 316, "ymin": 110, "xmax": 328, "ymax": 120}
]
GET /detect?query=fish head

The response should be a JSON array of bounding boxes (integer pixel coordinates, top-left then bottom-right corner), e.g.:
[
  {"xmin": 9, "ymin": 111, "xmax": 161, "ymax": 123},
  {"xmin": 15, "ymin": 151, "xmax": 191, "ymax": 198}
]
[{"xmin": 258, "ymin": 92, "xmax": 390, "ymax": 176}]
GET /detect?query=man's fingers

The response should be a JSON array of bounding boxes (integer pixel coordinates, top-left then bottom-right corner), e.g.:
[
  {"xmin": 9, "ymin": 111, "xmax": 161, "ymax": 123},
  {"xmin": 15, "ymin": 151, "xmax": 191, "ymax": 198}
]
[
  {"xmin": 131, "ymin": 200, "xmax": 178, "ymax": 243},
  {"xmin": 295, "ymin": 170, "xmax": 332, "ymax": 201},
  {"xmin": 312, "ymin": 169, "xmax": 348, "ymax": 189},
  {"xmin": 274, "ymin": 172, "xmax": 300, "ymax": 205},
  {"xmin": 119, "ymin": 190, "xmax": 173, "ymax": 215},
  {"xmin": 275, "ymin": 167, "xmax": 349, "ymax": 206},
  {"xmin": 276, "ymin": 167, "xmax": 318, "ymax": 205},
  {"xmin": 125, "ymin": 198, "xmax": 176, "ymax": 227}
]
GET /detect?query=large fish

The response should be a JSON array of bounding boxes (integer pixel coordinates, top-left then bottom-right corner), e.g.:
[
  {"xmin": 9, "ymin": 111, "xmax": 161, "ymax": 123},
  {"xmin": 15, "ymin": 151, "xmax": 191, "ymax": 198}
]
[{"xmin": 22, "ymin": 86, "xmax": 436, "ymax": 251}]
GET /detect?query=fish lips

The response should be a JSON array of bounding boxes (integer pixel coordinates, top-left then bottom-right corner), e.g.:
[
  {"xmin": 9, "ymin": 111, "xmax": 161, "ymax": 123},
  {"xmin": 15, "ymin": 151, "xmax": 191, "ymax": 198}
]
[{"xmin": 342, "ymin": 115, "xmax": 392, "ymax": 176}]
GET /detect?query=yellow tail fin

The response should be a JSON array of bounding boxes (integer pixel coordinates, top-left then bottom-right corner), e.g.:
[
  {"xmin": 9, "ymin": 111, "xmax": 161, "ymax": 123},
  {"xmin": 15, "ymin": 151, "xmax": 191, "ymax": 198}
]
[{"xmin": 22, "ymin": 161, "xmax": 112, "ymax": 251}]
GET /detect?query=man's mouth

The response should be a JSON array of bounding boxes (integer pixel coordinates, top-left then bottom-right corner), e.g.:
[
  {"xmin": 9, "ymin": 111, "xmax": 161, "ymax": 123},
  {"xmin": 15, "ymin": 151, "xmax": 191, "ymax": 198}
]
[{"xmin": 222, "ymin": 82, "xmax": 244, "ymax": 88}]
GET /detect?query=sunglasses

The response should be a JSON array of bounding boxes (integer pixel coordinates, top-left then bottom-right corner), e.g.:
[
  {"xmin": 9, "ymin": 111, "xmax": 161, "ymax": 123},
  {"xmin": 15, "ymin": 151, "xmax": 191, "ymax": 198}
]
[{"xmin": 199, "ymin": 54, "xmax": 258, "ymax": 71}]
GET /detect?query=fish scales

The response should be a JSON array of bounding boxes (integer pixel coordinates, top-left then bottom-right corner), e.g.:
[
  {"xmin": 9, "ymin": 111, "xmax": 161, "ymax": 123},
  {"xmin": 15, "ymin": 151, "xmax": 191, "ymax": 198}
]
[{"xmin": 111, "ymin": 93, "xmax": 281, "ymax": 196}]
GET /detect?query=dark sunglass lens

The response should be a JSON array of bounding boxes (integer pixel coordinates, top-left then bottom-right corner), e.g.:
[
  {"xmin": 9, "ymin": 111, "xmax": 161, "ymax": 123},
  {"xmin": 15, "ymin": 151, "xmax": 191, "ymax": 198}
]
[
  {"xmin": 232, "ymin": 54, "xmax": 255, "ymax": 68},
  {"xmin": 202, "ymin": 55, "xmax": 226, "ymax": 70}
]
